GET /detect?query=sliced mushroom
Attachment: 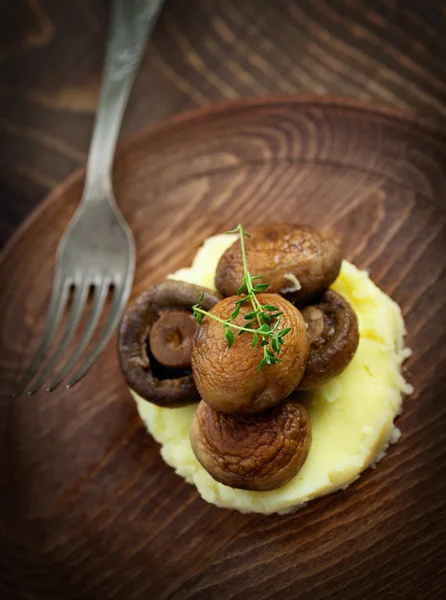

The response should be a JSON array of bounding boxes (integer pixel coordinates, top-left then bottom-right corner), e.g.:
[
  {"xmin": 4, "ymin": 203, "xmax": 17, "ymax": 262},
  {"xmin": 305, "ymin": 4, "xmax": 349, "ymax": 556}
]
[
  {"xmin": 215, "ymin": 223, "xmax": 342, "ymax": 305},
  {"xmin": 298, "ymin": 289, "xmax": 359, "ymax": 389},
  {"xmin": 118, "ymin": 280, "xmax": 221, "ymax": 407},
  {"xmin": 190, "ymin": 399, "xmax": 312, "ymax": 491},
  {"xmin": 191, "ymin": 293, "xmax": 310, "ymax": 414}
]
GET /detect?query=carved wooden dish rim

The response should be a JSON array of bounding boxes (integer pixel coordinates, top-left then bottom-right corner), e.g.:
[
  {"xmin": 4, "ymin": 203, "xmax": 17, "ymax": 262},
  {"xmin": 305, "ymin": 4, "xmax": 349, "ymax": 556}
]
[{"xmin": 1, "ymin": 94, "xmax": 445, "ymax": 266}]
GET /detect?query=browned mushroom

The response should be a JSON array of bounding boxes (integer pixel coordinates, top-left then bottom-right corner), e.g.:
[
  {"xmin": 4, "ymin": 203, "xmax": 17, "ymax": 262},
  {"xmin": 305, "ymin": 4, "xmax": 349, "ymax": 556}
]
[
  {"xmin": 190, "ymin": 399, "xmax": 311, "ymax": 491},
  {"xmin": 118, "ymin": 280, "xmax": 221, "ymax": 407},
  {"xmin": 298, "ymin": 289, "xmax": 359, "ymax": 389},
  {"xmin": 215, "ymin": 224, "xmax": 342, "ymax": 305},
  {"xmin": 191, "ymin": 293, "xmax": 310, "ymax": 414}
]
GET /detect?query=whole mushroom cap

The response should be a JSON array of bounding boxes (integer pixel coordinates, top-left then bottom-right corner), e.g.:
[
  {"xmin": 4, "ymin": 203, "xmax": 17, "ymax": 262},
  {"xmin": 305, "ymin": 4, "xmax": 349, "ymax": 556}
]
[
  {"xmin": 118, "ymin": 280, "xmax": 220, "ymax": 407},
  {"xmin": 298, "ymin": 289, "xmax": 359, "ymax": 389},
  {"xmin": 190, "ymin": 399, "xmax": 312, "ymax": 491},
  {"xmin": 215, "ymin": 223, "xmax": 342, "ymax": 305},
  {"xmin": 191, "ymin": 293, "xmax": 310, "ymax": 414}
]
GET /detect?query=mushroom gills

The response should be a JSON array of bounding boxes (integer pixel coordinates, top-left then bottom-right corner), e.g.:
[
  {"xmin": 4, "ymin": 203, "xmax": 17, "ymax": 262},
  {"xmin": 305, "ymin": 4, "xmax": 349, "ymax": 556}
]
[
  {"xmin": 118, "ymin": 280, "xmax": 221, "ymax": 407},
  {"xmin": 298, "ymin": 289, "xmax": 359, "ymax": 389}
]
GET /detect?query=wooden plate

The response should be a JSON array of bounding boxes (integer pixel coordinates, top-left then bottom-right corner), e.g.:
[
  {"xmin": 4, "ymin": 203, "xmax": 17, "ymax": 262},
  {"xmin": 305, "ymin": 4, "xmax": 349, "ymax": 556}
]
[{"xmin": 1, "ymin": 97, "xmax": 445, "ymax": 600}]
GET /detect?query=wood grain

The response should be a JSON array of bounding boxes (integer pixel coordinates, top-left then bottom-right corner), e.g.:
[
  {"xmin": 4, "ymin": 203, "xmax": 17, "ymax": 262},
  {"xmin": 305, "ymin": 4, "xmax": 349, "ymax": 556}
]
[
  {"xmin": 1, "ymin": 0, "xmax": 446, "ymax": 244},
  {"xmin": 0, "ymin": 97, "xmax": 445, "ymax": 600}
]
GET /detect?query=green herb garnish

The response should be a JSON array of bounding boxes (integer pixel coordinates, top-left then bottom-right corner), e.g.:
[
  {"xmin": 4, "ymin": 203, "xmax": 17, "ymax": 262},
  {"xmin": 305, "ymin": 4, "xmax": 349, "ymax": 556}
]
[{"xmin": 192, "ymin": 225, "xmax": 292, "ymax": 371}]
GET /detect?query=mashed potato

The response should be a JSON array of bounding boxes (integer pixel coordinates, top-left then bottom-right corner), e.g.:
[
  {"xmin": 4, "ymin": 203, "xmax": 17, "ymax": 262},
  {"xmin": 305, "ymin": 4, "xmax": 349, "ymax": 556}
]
[{"xmin": 131, "ymin": 235, "xmax": 413, "ymax": 514}]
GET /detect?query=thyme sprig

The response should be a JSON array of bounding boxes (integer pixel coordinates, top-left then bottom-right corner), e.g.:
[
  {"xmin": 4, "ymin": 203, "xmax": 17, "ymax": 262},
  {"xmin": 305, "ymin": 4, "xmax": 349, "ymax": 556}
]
[{"xmin": 192, "ymin": 225, "xmax": 292, "ymax": 371}]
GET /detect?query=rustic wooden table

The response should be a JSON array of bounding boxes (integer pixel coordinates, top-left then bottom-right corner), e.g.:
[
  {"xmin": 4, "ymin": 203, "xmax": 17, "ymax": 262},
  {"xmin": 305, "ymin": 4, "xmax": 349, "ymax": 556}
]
[{"xmin": 1, "ymin": 0, "xmax": 445, "ymax": 246}]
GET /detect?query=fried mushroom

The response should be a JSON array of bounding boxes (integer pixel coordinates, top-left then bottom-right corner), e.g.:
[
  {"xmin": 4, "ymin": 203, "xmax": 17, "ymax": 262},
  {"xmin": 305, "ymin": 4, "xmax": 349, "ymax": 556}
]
[
  {"xmin": 215, "ymin": 223, "xmax": 342, "ymax": 305},
  {"xmin": 191, "ymin": 293, "xmax": 310, "ymax": 414},
  {"xmin": 118, "ymin": 280, "xmax": 220, "ymax": 407},
  {"xmin": 190, "ymin": 399, "xmax": 312, "ymax": 491},
  {"xmin": 298, "ymin": 289, "xmax": 359, "ymax": 389}
]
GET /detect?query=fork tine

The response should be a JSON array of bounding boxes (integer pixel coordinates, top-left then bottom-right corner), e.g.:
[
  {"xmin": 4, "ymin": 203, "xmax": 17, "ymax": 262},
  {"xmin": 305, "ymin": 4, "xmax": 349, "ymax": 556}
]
[
  {"xmin": 47, "ymin": 278, "xmax": 110, "ymax": 391},
  {"xmin": 66, "ymin": 279, "xmax": 130, "ymax": 388},
  {"xmin": 27, "ymin": 278, "xmax": 91, "ymax": 395},
  {"xmin": 13, "ymin": 274, "xmax": 71, "ymax": 397}
]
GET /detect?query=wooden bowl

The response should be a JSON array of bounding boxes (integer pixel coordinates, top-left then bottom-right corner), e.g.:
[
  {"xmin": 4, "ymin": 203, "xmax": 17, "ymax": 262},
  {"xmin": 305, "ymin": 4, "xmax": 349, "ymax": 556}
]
[{"xmin": 1, "ymin": 97, "xmax": 445, "ymax": 600}]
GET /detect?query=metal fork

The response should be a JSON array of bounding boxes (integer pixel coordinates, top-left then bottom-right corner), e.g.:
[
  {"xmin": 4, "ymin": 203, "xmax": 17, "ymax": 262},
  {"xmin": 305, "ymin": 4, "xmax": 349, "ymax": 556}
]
[{"xmin": 14, "ymin": 0, "xmax": 164, "ymax": 396}]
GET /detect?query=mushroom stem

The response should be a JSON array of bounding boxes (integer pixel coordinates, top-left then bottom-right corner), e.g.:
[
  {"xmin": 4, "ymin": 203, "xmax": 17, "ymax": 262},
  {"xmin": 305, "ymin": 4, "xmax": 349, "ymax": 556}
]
[{"xmin": 149, "ymin": 309, "xmax": 197, "ymax": 370}]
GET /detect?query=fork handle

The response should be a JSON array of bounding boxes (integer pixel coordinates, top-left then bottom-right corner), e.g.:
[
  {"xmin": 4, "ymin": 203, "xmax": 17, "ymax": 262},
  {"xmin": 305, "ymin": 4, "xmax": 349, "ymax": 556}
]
[{"xmin": 83, "ymin": 0, "xmax": 164, "ymax": 200}]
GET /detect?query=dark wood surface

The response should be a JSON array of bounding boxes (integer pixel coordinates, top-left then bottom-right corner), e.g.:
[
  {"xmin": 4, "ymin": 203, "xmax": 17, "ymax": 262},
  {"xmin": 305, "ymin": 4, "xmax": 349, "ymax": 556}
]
[
  {"xmin": 1, "ymin": 0, "xmax": 446, "ymax": 245},
  {"xmin": 1, "ymin": 97, "xmax": 445, "ymax": 600}
]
